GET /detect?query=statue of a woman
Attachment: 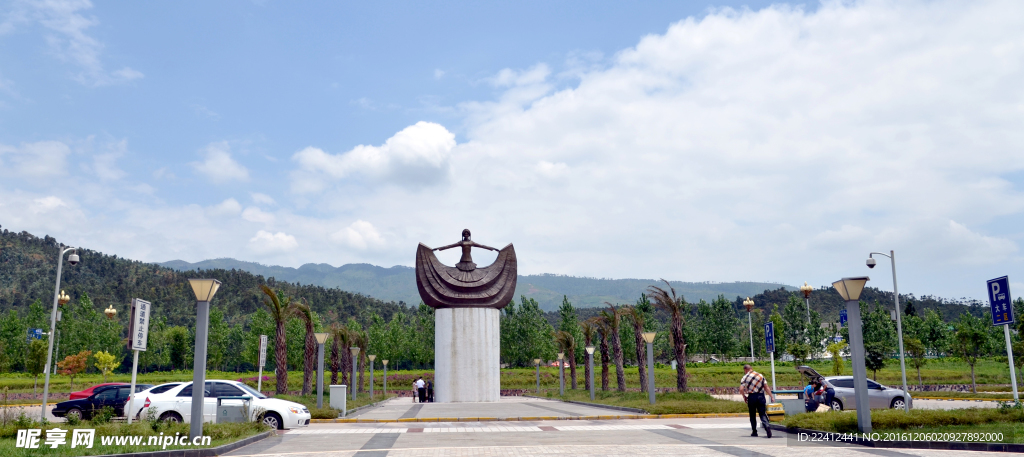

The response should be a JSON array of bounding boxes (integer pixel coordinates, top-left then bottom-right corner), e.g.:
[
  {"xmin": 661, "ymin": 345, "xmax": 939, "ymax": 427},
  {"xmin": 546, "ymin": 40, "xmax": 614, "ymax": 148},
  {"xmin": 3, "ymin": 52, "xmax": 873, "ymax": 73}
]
[{"xmin": 433, "ymin": 229, "xmax": 497, "ymax": 271}]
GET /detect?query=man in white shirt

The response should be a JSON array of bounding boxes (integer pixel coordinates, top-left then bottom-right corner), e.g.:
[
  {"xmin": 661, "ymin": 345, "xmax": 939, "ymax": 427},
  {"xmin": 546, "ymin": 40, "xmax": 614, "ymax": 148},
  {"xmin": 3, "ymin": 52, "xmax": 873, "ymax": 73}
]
[{"xmin": 415, "ymin": 377, "xmax": 426, "ymax": 403}]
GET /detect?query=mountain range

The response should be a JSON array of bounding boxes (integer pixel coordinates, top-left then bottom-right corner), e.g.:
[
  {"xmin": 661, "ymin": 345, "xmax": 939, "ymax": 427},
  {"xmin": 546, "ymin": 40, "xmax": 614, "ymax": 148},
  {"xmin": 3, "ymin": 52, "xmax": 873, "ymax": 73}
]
[{"xmin": 160, "ymin": 258, "xmax": 794, "ymax": 311}]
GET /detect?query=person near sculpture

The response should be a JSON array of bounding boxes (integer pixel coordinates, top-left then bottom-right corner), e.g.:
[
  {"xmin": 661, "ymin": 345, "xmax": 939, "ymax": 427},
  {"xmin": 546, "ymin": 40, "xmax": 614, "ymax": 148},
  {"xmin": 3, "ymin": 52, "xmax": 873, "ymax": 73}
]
[
  {"xmin": 739, "ymin": 364, "xmax": 774, "ymax": 438},
  {"xmin": 415, "ymin": 376, "xmax": 426, "ymax": 403},
  {"xmin": 426, "ymin": 380, "xmax": 434, "ymax": 402}
]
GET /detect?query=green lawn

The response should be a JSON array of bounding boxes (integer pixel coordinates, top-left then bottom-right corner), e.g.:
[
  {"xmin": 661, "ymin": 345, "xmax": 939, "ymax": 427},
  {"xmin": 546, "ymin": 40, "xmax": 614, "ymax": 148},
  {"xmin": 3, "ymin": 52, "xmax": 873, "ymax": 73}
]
[
  {"xmin": 783, "ymin": 406, "xmax": 1024, "ymax": 443},
  {"xmin": 540, "ymin": 389, "xmax": 748, "ymax": 415},
  {"xmin": 0, "ymin": 420, "xmax": 268, "ymax": 456}
]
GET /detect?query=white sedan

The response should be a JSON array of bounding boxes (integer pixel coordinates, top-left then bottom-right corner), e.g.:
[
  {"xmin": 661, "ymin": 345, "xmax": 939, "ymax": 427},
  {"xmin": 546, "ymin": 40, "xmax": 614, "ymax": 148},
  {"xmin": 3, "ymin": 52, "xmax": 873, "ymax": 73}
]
[{"xmin": 131, "ymin": 380, "xmax": 310, "ymax": 430}]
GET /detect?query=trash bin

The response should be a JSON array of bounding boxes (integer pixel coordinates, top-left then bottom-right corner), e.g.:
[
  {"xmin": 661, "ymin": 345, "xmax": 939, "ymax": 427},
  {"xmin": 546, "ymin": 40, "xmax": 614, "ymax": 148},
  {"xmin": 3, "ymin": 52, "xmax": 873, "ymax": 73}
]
[
  {"xmin": 330, "ymin": 385, "xmax": 347, "ymax": 415},
  {"xmin": 216, "ymin": 396, "xmax": 251, "ymax": 423}
]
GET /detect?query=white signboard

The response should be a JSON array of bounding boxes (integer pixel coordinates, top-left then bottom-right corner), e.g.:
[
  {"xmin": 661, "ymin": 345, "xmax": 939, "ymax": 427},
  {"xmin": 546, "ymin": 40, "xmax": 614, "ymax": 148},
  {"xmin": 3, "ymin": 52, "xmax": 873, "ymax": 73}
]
[
  {"xmin": 258, "ymin": 334, "xmax": 268, "ymax": 367},
  {"xmin": 131, "ymin": 298, "xmax": 151, "ymax": 351}
]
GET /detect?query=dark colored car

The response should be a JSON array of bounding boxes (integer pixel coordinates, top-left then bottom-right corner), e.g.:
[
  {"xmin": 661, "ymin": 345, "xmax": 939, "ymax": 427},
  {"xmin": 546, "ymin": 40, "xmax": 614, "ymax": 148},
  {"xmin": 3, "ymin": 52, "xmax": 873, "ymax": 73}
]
[
  {"xmin": 53, "ymin": 384, "xmax": 154, "ymax": 421},
  {"xmin": 69, "ymin": 382, "xmax": 126, "ymax": 400}
]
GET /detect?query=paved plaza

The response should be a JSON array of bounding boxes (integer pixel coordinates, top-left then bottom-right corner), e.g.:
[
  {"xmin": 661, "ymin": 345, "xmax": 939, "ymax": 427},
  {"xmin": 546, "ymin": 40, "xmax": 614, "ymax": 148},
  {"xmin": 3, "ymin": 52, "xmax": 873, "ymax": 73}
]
[{"xmin": 225, "ymin": 397, "xmax": 999, "ymax": 457}]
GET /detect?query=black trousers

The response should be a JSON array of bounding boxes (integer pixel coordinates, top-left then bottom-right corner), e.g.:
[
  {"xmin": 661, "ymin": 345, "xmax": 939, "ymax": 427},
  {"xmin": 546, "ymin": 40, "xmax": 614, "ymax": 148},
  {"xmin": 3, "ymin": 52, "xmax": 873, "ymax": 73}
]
[
  {"xmin": 747, "ymin": 392, "xmax": 769, "ymax": 432},
  {"xmin": 418, "ymin": 387, "xmax": 426, "ymax": 403},
  {"xmin": 823, "ymin": 388, "xmax": 836, "ymax": 409}
]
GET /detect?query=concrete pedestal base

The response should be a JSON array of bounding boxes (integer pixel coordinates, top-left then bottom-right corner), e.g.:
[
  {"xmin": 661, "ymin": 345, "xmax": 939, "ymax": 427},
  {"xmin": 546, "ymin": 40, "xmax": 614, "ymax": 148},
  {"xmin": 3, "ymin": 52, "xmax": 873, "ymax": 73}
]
[{"xmin": 434, "ymin": 307, "xmax": 500, "ymax": 403}]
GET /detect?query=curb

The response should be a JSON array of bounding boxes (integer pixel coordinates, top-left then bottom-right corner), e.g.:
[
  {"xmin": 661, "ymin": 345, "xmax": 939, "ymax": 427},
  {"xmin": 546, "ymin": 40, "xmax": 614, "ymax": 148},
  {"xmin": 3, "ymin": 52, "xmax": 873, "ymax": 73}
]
[
  {"xmin": 914, "ymin": 397, "xmax": 1011, "ymax": 402},
  {"xmin": 521, "ymin": 395, "xmax": 648, "ymax": 414},
  {"xmin": 768, "ymin": 424, "xmax": 1024, "ymax": 453},
  {"xmin": 88, "ymin": 430, "xmax": 274, "ymax": 457},
  {"xmin": 310, "ymin": 412, "xmax": 750, "ymax": 423},
  {"xmin": 342, "ymin": 397, "xmax": 394, "ymax": 417}
]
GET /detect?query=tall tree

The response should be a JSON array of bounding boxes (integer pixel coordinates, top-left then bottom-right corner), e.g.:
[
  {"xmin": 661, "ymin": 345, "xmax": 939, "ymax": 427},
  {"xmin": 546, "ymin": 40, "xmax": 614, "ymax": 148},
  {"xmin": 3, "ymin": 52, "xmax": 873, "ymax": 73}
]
[
  {"xmin": 557, "ymin": 296, "xmax": 583, "ymax": 383},
  {"xmin": 260, "ymin": 284, "xmax": 296, "ymax": 395},
  {"xmin": 647, "ymin": 280, "xmax": 689, "ymax": 392},
  {"xmin": 621, "ymin": 305, "xmax": 648, "ymax": 393},
  {"xmin": 330, "ymin": 323, "xmax": 348, "ymax": 385},
  {"xmin": 904, "ymin": 337, "xmax": 927, "ymax": 385},
  {"xmin": 26, "ymin": 339, "xmax": 47, "ymax": 392},
  {"xmin": 600, "ymin": 304, "xmax": 626, "ymax": 391},
  {"xmin": 93, "ymin": 351, "xmax": 119, "ymax": 382},
  {"xmin": 952, "ymin": 312, "xmax": 990, "ymax": 393},
  {"xmin": 554, "ymin": 330, "xmax": 576, "ymax": 391},
  {"xmin": 294, "ymin": 299, "xmax": 317, "ymax": 395},
  {"xmin": 595, "ymin": 319, "xmax": 610, "ymax": 391},
  {"xmin": 57, "ymin": 350, "xmax": 91, "ymax": 392}
]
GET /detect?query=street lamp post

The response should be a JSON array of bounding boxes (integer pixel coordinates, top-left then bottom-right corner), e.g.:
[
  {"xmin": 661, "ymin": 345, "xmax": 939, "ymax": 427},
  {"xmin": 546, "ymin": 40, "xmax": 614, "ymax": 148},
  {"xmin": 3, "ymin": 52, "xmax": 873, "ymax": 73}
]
[
  {"xmin": 40, "ymin": 247, "xmax": 78, "ymax": 422},
  {"xmin": 382, "ymin": 360, "xmax": 388, "ymax": 397},
  {"xmin": 833, "ymin": 276, "xmax": 872, "ymax": 433},
  {"xmin": 557, "ymin": 352, "xmax": 565, "ymax": 396},
  {"xmin": 349, "ymin": 347, "xmax": 359, "ymax": 401},
  {"xmin": 800, "ymin": 282, "xmax": 813, "ymax": 327},
  {"xmin": 534, "ymin": 359, "xmax": 541, "ymax": 393},
  {"xmin": 187, "ymin": 278, "xmax": 221, "ymax": 441},
  {"xmin": 642, "ymin": 332, "xmax": 656, "ymax": 404},
  {"xmin": 743, "ymin": 297, "xmax": 755, "ymax": 360},
  {"xmin": 585, "ymin": 347, "xmax": 595, "ymax": 401},
  {"xmin": 368, "ymin": 355, "xmax": 376, "ymax": 399},
  {"xmin": 867, "ymin": 251, "xmax": 910, "ymax": 413},
  {"xmin": 315, "ymin": 333, "xmax": 329, "ymax": 409}
]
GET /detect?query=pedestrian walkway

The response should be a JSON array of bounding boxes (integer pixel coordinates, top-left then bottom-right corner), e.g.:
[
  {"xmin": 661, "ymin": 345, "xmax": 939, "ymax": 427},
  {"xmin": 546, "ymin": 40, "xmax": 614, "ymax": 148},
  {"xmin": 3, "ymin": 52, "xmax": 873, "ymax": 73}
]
[{"xmin": 351, "ymin": 395, "xmax": 621, "ymax": 420}]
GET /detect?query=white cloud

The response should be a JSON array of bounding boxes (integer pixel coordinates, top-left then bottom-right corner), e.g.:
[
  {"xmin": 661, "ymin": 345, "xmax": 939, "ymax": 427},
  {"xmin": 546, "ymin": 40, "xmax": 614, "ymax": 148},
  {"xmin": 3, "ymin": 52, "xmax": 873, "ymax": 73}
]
[
  {"xmin": 250, "ymin": 192, "xmax": 275, "ymax": 206},
  {"xmin": 331, "ymin": 220, "xmax": 385, "ymax": 250},
  {"xmin": 32, "ymin": 196, "xmax": 68, "ymax": 213},
  {"xmin": 192, "ymin": 142, "xmax": 249, "ymax": 182},
  {"xmin": 85, "ymin": 138, "xmax": 127, "ymax": 181},
  {"xmin": 241, "ymin": 207, "xmax": 274, "ymax": 224},
  {"xmin": 0, "ymin": 140, "xmax": 72, "ymax": 178},
  {"xmin": 291, "ymin": 121, "xmax": 455, "ymax": 191},
  {"xmin": 208, "ymin": 198, "xmax": 242, "ymax": 216},
  {"xmin": 249, "ymin": 230, "xmax": 298, "ymax": 253},
  {"xmin": 19, "ymin": 0, "xmax": 144, "ymax": 86}
]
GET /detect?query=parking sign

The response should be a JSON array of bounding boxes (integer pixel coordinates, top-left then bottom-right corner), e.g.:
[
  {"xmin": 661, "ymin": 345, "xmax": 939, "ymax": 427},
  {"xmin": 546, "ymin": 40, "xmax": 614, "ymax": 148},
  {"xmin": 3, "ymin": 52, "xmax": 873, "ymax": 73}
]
[
  {"xmin": 764, "ymin": 321, "xmax": 775, "ymax": 353},
  {"xmin": 987, "ymin": 276, "xmax": 1015, "ymax": 326}
]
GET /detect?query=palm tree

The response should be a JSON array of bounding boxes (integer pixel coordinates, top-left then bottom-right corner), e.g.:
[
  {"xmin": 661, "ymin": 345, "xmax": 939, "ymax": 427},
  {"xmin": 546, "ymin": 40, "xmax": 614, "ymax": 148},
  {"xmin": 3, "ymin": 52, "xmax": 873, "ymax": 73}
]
[
  {"xmin": 260, "ymin": 284, "xmax": 296, "ymax": 395},
  {"xmin": 648, "ymin": 279, "xmax": 689, "ymax": 392},
  {"xmin": 581, "ymin": 319, "xmax": 598, "ymax": 392},
  {"xmin": 600, "ymin": 303, "xmax": 626, "ymax": 392},
  {"xmin": 355, "ymin": 331, "xmax": 368, "ymax": 393},
  {"xmin": 554, "ymin": 330, "xmax": 577, "ymax": 390},
  {"xmin": 293, "ymin": 299, "xmax": 317, "ymax": 395},
  {"xmin": 329, "ymin": 324, "xmax": 349, "ymax": 385},
  {"xmin": 595, "ymin": 320, "xmax": 611, "ymax": 391},
  {"xmin": 621, "ymin": 305, "xmax": 648, "ymax": 393}
]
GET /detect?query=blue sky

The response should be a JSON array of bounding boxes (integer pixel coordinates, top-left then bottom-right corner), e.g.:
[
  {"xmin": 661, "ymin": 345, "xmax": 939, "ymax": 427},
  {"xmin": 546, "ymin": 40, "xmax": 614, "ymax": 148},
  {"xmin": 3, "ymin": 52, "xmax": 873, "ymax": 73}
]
[{"xmin": 1, "ymin": 0, "xmax": 1022, "ymax": 301}]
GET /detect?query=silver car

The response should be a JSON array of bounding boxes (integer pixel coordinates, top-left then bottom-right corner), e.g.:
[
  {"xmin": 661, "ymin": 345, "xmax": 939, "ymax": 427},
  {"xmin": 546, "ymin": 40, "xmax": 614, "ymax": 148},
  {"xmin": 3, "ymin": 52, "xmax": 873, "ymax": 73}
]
[{"xmin": 797, "ymin": 366, "xmax": 913, "ymax": 411}]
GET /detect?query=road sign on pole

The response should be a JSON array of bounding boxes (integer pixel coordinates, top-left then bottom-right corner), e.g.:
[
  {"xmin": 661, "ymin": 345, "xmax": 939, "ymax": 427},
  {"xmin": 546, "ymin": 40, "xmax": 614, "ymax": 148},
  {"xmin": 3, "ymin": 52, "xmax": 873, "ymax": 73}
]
[
  {"xmin": 257, "ymin": 335, "xmax": 268, "ymax": 393},
  {"xmin": 126, "ymin": 298, "xmax": 151, "ymax": 425},
  {"xmin": 27, "ymin": 328, "xmax": 42, "ymax": 343},
  {"xmin": 987, "ymin": 276, "xmax": 1015, "ymax": 326},
  {"xmin": 987, "ymin": 276, "xmax": 1018, "ymax": 402},
  {"xmin": 840, "ymin": 309, "xmax": 848, "ymax": 327}
]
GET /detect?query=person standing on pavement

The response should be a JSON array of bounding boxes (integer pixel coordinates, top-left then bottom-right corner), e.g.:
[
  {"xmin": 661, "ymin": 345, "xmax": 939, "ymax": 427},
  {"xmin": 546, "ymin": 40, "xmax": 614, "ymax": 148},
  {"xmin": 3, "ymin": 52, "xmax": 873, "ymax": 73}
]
[
  {"xmin": 415, "ymin": 376, "xmax": 427, "ymax": 403},
  {"xmin": 739, "ymin": 364, "xmax": 774, "ymax": 437},
  {"xmin": 818, "ymin": 377, "xmax": 836, "ymax": 411}
]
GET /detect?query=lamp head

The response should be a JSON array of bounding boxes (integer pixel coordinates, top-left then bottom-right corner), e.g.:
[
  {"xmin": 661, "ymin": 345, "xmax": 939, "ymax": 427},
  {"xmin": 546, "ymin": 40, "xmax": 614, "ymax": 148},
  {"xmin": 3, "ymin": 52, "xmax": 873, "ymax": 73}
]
[
  {"xmin": 382, "ymin": 359, "xmax": 388, "ymax": 366},
  {"xmin": 642, "ymin": 332, "xmax": 657, "ymax": 344},
  {"xmin": 832, "ymin": 276, "xmax": 870, "ymax": 302},
  {"xmin": 585, "ymin": 346, "xmax": 595, "ymax": 355},
  {"xmin": 314, "ymin": 332, "xmax": 329, "ymax": 345},
  {"xmin": 534, "ymin": 358, "xmax": 541, "ymax": 365},
  {"xmin": 350, "ymin": 346, "xmax": 360, "ymax": 356},
  {"xmin": 800, "ymin": 281, "xmax": 813, "ymax": 298},
  {"xmin": 368, "ymin": 354, "xmax": 376, "ymax": 362},
  {"xmin": 58, "ymin": 290, "xmax": 70, "ymax": 306},
  {"xmin": 743, "ymin": 297, "xmax": 754, "ymax": 312},
  {"xmin": 67, "ymin": 251, "xmax": 79, "ymax": 266},
  {"xmin": 557, "ymin": 352, "xmax": 564, "ymax": 361},
  {"xmin": 866, "ymin": 257, "xmax": 877, "ymax": 269},
  {"xmin": 188, "ymin": 279, "xmax": 222, "ymax": 302},
  {"xmin": 103, "ymin": 304, "xmax": 117, "ymax": 320}
]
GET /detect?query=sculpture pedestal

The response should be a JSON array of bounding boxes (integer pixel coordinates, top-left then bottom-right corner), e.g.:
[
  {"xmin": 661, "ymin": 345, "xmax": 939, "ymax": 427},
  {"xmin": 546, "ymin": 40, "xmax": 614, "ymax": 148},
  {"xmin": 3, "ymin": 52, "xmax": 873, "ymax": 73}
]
[{"xmin": 434, "ymin": 307, "xmax": 500, "ymax": 403}]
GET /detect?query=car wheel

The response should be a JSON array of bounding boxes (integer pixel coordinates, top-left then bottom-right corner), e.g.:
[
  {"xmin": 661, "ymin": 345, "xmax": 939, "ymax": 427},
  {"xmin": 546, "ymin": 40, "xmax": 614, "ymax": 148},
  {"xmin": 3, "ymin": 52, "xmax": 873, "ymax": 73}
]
[
  {"xmin": 159, "ymin": 412, "xmax": 183, "ymax": 423},
  {"xmin": 830, "ymin": 399, "xmax": 843, "ymax": 411},
  {"xmin": 890, "ymin": 397, "xmax": 906, "ymax": 410},
  {"xmin": 66, "ymin": 408, "xmax": 83, "ymax": 421},
  {"xmin": 261, "ymin": 412, "xmax": 283, "ymax": 430}
]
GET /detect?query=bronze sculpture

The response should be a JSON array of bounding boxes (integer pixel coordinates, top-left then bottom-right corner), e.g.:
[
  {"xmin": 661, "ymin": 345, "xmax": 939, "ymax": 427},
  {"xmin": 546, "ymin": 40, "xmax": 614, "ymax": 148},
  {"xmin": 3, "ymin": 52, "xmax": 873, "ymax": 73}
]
[{"xmin": 415, "ymin": 229, "xmax": 517, "ymax": 309}]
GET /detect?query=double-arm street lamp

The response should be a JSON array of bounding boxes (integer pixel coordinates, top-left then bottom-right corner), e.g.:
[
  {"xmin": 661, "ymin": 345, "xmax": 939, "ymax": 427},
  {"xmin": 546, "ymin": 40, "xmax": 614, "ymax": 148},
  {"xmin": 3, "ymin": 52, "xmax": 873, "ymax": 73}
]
[
  {"xmin": 833, "ymin": 276, "xmax": 872, "ymax": 433},
  {"xmin": 188, "ymin": 278, "xmax": 222, "ymax": 440},
  {"xmin": 867, "ymin": 250, "xmax": 910, "ymax": 412},
  {"xmin": 743, "ymin": 297, "xmax": 755, "ymax": 360},
  {"xmin": 40, "ymin": 246, "xmax": 79, "ymax": 422}
]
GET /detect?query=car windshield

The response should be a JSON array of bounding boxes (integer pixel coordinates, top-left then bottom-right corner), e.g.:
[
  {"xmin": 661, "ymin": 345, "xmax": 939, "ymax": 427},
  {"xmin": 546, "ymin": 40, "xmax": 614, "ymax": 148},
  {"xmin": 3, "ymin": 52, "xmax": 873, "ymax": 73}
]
[{"xmin": 236, "ymin": 383, "xmax": 267, "ymax": 399}]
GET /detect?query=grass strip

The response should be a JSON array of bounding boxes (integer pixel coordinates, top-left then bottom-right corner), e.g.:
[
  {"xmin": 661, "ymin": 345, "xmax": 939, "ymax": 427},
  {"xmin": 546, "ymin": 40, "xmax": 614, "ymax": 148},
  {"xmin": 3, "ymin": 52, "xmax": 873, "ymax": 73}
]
[{"xmin": 542, "ymin": 389, "xmax": 749, "ymax": 415}]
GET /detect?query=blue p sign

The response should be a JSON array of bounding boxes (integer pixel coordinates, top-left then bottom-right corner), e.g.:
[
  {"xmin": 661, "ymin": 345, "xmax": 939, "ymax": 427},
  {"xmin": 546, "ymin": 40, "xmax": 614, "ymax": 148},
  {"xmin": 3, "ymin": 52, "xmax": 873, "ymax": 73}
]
[
  {"xmin": 764, "ymin": 321, "xmax": 775, "ymax": 353},
  {"xmin": 987, "ymin": 276, "xmax": 1014, "ymax": 326}
]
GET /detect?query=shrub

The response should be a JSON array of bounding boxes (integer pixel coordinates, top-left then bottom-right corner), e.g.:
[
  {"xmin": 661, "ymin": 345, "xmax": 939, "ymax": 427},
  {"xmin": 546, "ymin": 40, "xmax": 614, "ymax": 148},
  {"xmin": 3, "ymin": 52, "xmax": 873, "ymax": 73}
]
[{"xmin": 309, "ymin": 407, "xmax": 340, "ymax": 419}]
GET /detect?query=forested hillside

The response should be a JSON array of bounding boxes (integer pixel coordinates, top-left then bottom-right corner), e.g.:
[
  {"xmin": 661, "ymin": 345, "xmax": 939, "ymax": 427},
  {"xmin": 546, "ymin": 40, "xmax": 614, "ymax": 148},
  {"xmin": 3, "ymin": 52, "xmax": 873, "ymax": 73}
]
[{"xmin": 162, "ymin": 258, "xmax": 793, "ymax": 311}]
